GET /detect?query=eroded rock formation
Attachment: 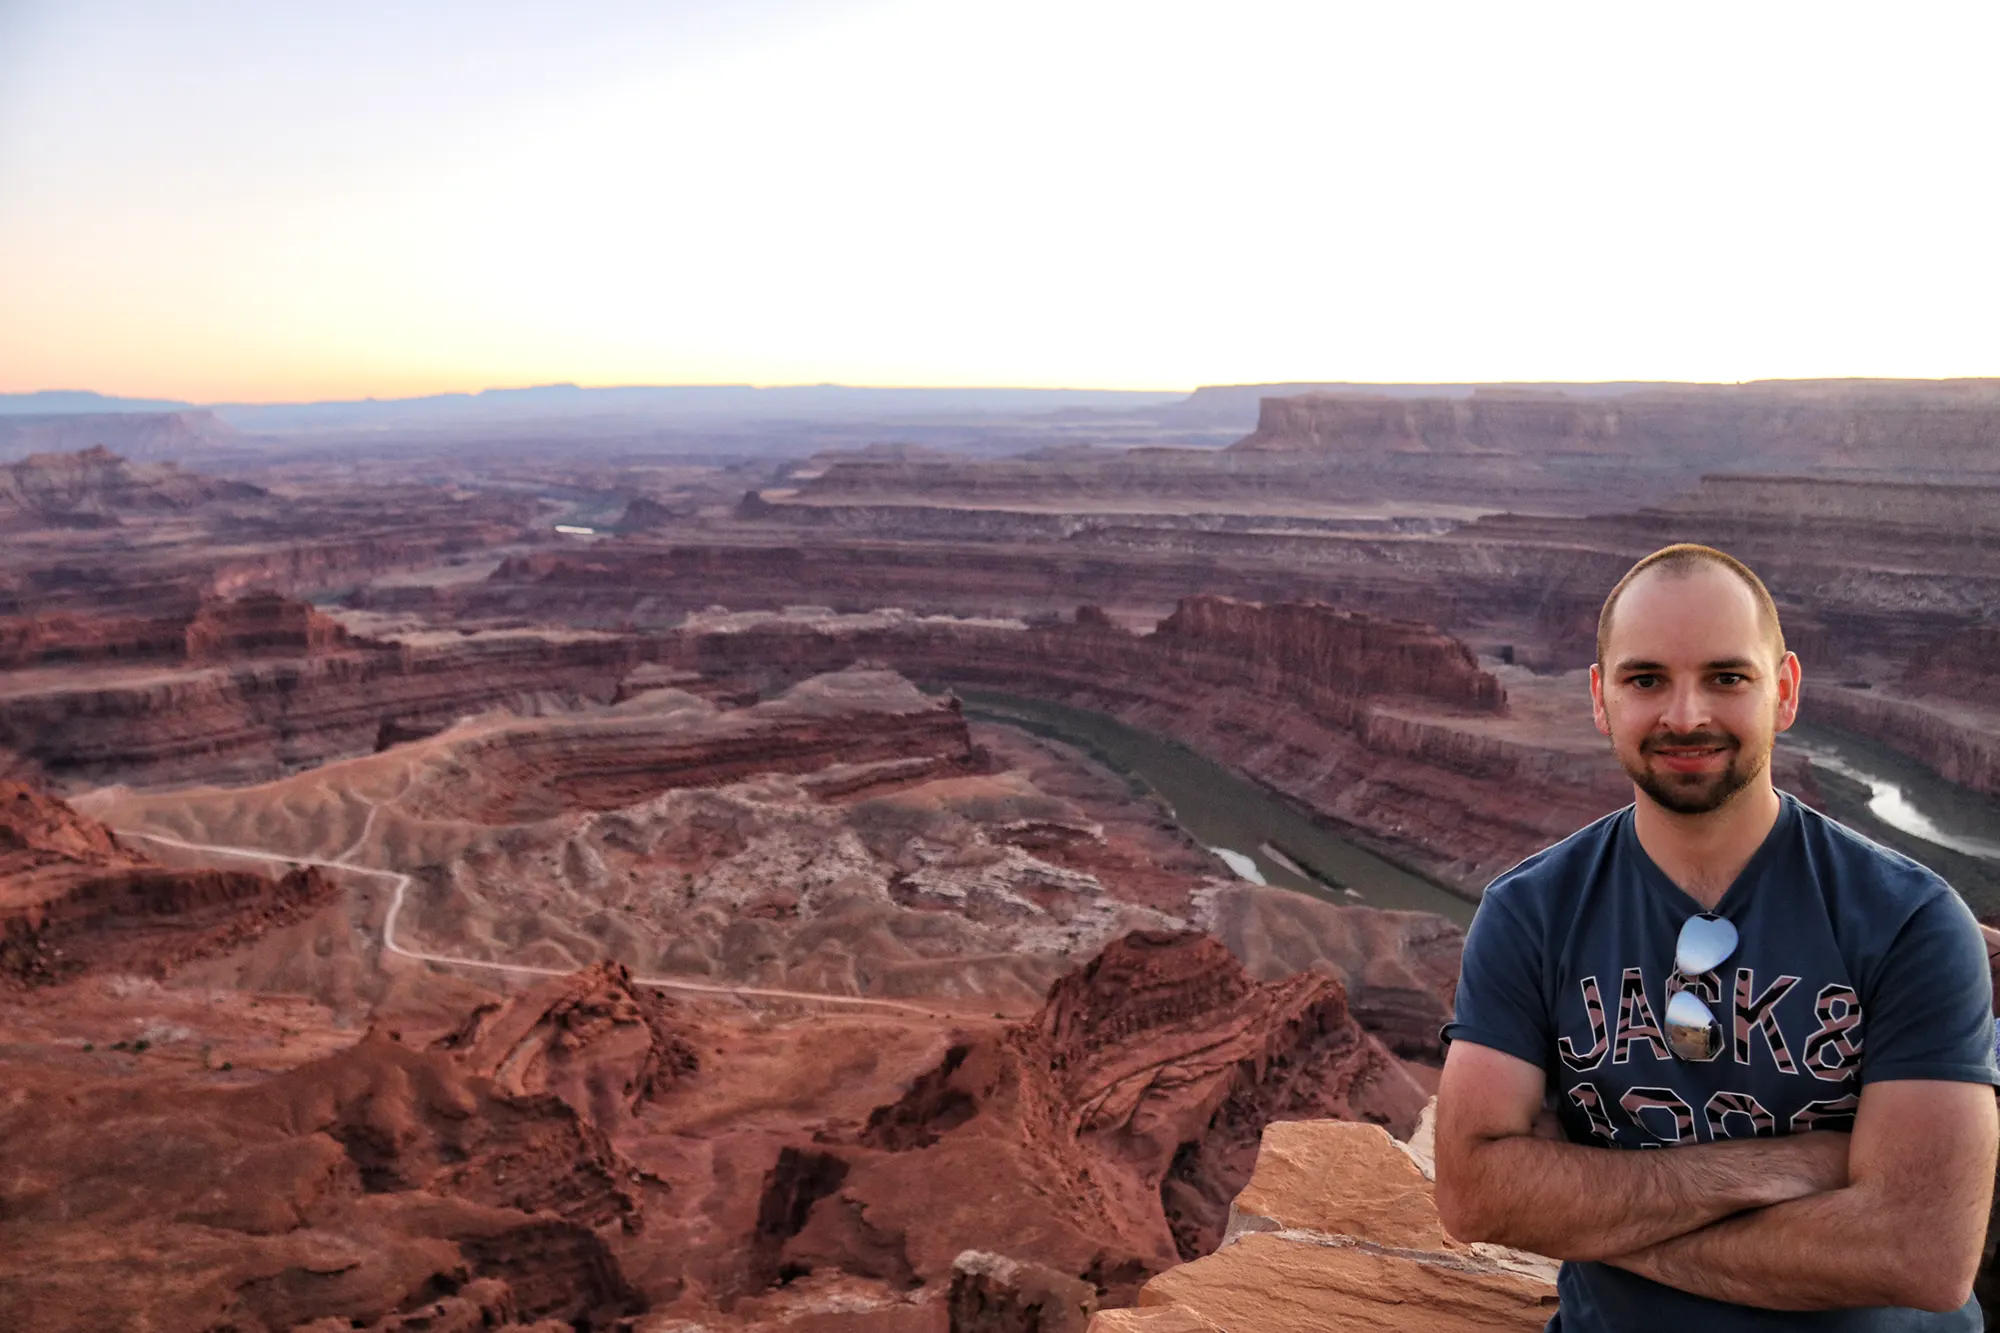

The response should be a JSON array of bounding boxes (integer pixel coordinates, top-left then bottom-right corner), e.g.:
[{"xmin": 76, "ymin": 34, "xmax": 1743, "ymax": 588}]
[
  {"xmin": 437, "ymin": 960, "xmax": 701, "ymax": 1124},
  {"xmin": 0, "ymin": 780, "xmax": 336, "ymax": 985},
  {"xmin": 749, "ymin": 929, "xmax": 1428, "ymax": 1309},
  {"xmin": 949, "ymin": 1250, "xmax": 1097, "ymax": 1333},
  {"xmin": 0, "ymin": 445, "xmax": 263, "ymax": 526},
  {"xmin": 0, "ymin": 1029, "xmax": 647, "ymax": 1333}
]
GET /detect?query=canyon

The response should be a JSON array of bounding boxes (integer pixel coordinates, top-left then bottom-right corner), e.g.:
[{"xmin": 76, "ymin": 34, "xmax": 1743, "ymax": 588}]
[{"xmin": 2, "ymin": 375, "xmax": 1997, "ymax": 1332}]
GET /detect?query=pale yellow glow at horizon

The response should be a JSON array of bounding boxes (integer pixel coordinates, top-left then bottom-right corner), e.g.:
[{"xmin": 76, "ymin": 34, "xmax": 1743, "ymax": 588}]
[{"xmin": 2, "ymin": 0, "xmax": 1996, "ymax": 403}]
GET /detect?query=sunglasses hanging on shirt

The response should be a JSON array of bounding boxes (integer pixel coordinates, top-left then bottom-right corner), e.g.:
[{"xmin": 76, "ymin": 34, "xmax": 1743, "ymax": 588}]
[{"xmin": 1664, "ymin": 912, "xmax": 1738, "ymax": 1062}]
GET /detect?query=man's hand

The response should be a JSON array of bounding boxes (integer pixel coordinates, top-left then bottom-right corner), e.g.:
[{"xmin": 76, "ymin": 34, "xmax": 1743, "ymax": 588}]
[
  {"xmin": 1603, "ymin": 1079, "xmax": 1998, "ymax": 1312},
  {"xmin": 1434, "ymin": 1041, "xmax": 1851, "ymax": 1261}
]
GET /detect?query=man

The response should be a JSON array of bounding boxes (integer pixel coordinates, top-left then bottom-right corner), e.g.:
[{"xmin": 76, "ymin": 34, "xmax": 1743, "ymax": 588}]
[{"xmin": 1434, "ymin": 544, "xmax": 1999, "ymax": 1329}]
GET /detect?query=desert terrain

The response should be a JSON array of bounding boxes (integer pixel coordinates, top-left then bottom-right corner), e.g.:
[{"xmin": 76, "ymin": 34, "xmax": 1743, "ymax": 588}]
[{"xmin": 3, "ymin": 379, "xmax": 1999, "ymax": 1331}]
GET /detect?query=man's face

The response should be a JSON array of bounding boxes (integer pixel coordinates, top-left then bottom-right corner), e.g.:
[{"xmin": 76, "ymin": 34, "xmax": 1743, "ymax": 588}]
[{"xmin": 1590, "ymin": 565, "xmax": 1799, "ymax": 816}]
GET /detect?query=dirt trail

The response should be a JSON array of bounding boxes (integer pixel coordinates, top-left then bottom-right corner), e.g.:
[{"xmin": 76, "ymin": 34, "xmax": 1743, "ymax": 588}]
[{"xmin": 116, "ymin": 826, "xmax": 944, "ymax": 1015}]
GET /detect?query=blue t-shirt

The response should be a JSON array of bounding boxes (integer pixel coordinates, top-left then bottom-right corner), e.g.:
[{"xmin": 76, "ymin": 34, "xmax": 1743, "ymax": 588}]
[{"xmin": 1446, "ymin": 793, "xmax": 1998, "ymax": 1332}]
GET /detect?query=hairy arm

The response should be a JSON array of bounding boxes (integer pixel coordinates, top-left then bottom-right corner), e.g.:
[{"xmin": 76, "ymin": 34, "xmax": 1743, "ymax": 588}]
[
  {"xmin": 1605, "ymin": 1079, "xmax": 1998, "ymax": 1312},
  {"xmin": 1433, "ymin": 1041, "xmax": 1850, "ymax": 1261}
]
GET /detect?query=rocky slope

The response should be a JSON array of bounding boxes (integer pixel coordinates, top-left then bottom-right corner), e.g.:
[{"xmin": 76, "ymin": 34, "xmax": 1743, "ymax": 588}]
[
  {"xmin": 0, "ymin": 893, "xmax": 1468, "ymax": 1333},
  {"xmin": 82, "ymin": 680, "xmax": 1208, "ymax": 1004},
  {"xmin": 0, "ymin": 1027, "xmax": 648, "ymax": 1333},
  {"xmin": 0, "ymin": 780, "xmax": 336, "ymax": 985},
  {"xmin": 1809, "ymin": 687, "xmax": 2000, "ymax": 798},
  {"xmin": 727, "ymin": 929, "xmax": 1428, "ymax": 1314}
]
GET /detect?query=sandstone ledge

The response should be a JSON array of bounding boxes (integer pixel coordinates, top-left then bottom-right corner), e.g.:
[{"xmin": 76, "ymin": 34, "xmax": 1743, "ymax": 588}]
[{"xmin": 1091, "ymin": 1119, "xmax": 1558, "ymax": 1333}]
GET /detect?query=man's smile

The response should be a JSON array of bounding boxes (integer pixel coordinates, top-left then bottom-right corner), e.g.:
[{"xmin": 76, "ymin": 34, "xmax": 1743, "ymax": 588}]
[{"xmin": 1644, "ymin": 737, "xmax": 1736, "ymax": 773}]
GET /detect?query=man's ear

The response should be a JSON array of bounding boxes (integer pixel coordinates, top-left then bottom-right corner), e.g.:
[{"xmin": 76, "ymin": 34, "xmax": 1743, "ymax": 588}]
[
  {"xmin": 1774, "ymin": 651, "xmax": 1801, "ymax": 732},
  {"xmin": 1589, "ymin": 663, "xmax": 1610, "ymax": 735}
]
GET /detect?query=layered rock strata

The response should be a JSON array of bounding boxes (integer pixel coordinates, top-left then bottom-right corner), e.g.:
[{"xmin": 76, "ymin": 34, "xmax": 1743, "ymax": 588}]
[
  {"xmin": 1150, "ymin": 595, "xmax": 1504, "ymax": 713},
  {"xmin": 1809, "ymin": 686, "xmax": 2000, "ymax": 798},
  {"xmin": 0, "ymin": 450, "xmax": 534, "ymax": 623},
  {"xmin": 0, "ymin": 780, "xmax": 336, "ymax": 985},
  {"xmin": 0, "ymin": 591, "xmax": 357, "ymax": 670},
  {"xmin": 1235, "ymin": 382, "xmax": 2000, "ymax": 475},
  {"xmin": 752, "ymin": 929, "xmax": 1429, "ymax": 1310},
  {"xmin": 0, "ymin": 629, "xmax": 670, "ymax": 786}
]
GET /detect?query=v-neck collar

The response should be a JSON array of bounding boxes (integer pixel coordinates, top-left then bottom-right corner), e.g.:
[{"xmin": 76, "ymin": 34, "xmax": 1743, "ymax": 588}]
[{"xmin": 1621, "ymin": 791, "xmax": 1799, "ymax": 920}]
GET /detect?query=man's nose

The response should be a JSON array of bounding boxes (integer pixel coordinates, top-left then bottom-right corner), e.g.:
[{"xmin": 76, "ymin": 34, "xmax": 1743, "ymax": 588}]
[{"xmin": 1658, "ymin": 680, "xmax": 1711, "ymax": 734}]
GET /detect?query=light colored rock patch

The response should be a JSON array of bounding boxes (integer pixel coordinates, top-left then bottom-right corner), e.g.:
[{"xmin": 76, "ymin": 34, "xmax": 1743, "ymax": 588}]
[{"xmin": 1091, "ymin": 1116, "xmax": 1559, "ymax": 1333}]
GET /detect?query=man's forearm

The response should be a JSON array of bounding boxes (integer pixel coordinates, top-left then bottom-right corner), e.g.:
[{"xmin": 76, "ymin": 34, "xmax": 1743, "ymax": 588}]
[
  {"xmin": 1604, "ymin": 1082, "xmax": 1997, "ymax": 1313},
  {"xmin": 1607, "ymin": 1184, "xmax": 1963, "ymax": 1312},
  {"xmin": 1442, "ymin": 1131, "xmax": 1847, "ymax": 1261}
]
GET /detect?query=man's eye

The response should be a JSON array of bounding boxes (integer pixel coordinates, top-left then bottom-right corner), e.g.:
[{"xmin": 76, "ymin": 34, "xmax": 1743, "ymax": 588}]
[
  {"xmin": 1714, "ymin": 673, "xmax": 1746, "ymax": 687},
  {"xmin": 1628, "ymin": 675, "xmax": 1659, "ymax": 689}
]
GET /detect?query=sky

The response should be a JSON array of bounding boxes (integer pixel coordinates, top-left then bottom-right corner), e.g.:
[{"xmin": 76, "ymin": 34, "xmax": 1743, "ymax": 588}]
[{"xmin": 2, "ymin": 0, "xmax": 1997, "ymax": 402}]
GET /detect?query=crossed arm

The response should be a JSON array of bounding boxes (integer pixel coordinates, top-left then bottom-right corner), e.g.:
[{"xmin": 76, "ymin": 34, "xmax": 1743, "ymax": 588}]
[{"xmin": 1433, "ymin": 1041, "xmax": 1998, "ymax": 1312}]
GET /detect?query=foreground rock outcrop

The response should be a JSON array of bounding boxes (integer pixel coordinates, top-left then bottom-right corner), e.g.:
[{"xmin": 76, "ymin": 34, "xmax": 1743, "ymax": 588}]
[
  {"xmin": 437, "ymin": 959, "xmax": 702, "ymax": 1128},
  {"xmin": 1089, "ymin": 1118, "xmax": 1557, "ymax": 1333}
]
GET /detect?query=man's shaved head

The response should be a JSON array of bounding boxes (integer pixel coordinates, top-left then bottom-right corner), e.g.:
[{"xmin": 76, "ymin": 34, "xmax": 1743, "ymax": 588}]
[{"xmin": 1596, "ymin": 544, "xmax": 1785, "ymax": 669}]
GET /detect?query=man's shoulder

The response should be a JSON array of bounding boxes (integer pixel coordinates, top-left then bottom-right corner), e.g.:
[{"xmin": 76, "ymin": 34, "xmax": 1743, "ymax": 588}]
[
  {"xmin": 1785, "ymin": 793, "xmax": 1955, "ymax": 913},
  {"xmin": 1480, "ymin": 805, "xmax": 1632, "ymax": 914}
]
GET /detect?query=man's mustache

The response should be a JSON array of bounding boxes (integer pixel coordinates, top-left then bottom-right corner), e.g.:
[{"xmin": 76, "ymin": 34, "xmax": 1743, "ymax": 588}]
[{"xmin": 1641, "ymin": 731, "xmax": 1738, "ymax": 753}]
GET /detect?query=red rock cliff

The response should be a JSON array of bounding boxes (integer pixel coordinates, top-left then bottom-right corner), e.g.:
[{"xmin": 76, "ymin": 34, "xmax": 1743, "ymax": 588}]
[
  {"xmin": 0, "ymin": 780, "xmax": 337, "ymax": 984},
  {"xmin": 0, "ymin": 592, "xmax": 356, "ymax": 670},
  {"xmin": 1152, "ymin": 596, "xmax": 1504, "ymax": 713}
]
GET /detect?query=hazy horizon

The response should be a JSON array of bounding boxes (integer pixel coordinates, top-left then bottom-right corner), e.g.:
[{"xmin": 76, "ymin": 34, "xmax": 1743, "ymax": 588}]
[{"xmin": 4, "ymin": 1, "xmax": 1996, "ymax": 401}]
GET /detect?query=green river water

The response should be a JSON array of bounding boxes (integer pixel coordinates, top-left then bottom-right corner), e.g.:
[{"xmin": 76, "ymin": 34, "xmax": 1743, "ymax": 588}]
[{"xmin": 960, "ymin": 691, "xmax": 1478, "ymax": 925}]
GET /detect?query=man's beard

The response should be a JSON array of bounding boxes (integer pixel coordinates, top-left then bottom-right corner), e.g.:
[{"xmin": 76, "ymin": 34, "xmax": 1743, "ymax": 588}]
[{"xmin": 1623, "ymin": 729, "xmax": 1770, "ymax": 815}]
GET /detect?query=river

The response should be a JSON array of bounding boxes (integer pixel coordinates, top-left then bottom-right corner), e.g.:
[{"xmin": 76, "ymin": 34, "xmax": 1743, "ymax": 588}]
[
  {"xmin": 960, "ymin": 692, "xmax": 1478, "ymax": 925},
  {"xmin": 1782, "ymin": 723, "xmax": 2000, "ymax": 861},
  {"xmin": 960, "ymin": 693, "xmax": 2000, "ymax": 924}
]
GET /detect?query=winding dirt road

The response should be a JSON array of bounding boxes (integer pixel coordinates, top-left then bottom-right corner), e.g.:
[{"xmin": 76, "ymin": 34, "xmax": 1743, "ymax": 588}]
[{"xmin": 116, "ymin": 826, "xmax": 944, "ymax": 1016}]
